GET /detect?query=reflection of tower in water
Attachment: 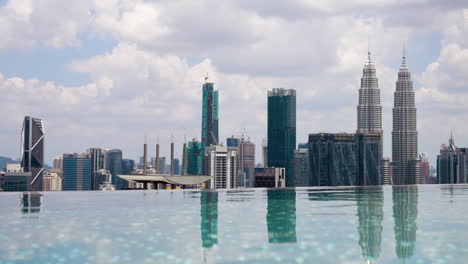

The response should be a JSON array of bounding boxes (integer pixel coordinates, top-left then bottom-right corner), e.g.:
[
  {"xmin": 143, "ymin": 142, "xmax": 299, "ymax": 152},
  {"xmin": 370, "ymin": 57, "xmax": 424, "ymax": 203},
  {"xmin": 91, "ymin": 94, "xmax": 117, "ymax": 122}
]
[
  {"xmin": 266, "ymin": 189, "xmax": 296, "ymax": 243},
  {"xmin": 200, "ymin": 191, "xmax": 218, "ymax": 248},
  {"xmin": 393, "ymin": 186, "xmax": 418, "ymax": 261},
  {"xmin": 357, "ymin": 187, "xmax": 384, "ymax": 263}
]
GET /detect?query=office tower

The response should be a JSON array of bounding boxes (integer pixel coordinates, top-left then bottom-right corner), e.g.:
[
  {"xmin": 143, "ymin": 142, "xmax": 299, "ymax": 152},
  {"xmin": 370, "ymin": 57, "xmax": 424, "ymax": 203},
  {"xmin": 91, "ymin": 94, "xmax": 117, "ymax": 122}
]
[
  {"xmin": 143, "ymin": 141, "xmax": 148, "ymax": 174},
  {"xmin": 268, "ymin": 88, "xmax": 296, "ymax": 187},
  {"xmin": 155, "ymin": 141, "xmax": 160, "ymax": 173},
  {"xmin": 107, "ymin": 149, "xmax": 125, "ymax": 190},
  {"xmin": 381, "ymin": 158, "xmax": 392, "ymax": 185},
  {"xmin": 182, "ymin": 141, "xmax": 188, "ymax": 175},
  {"xmin": 43, "ymin": 172, "xmax": 62, "ymax": 191},
  {"xmin": 174, "ymin": 158, "xmax": 180, "ymax": 175},
  {"xmin": 357, "ymin": 133, "xmax": 381, "ymax": 186},
  {"xmin": 266, "ymin": 189, "xmax": 296, "ymax": 243},
  {"xmin": 200, "ymin": 191, "xmax": 218, "ymax": 248},
  {"xmin": 357, "ymin": 52, "xmax": 384, "ymax": 183},
  {"xmin": 20, "ymin": 116, "xmax": 44, "ymax": 191},
  {"xmin": 393, "ymin": 186, "xmax": 418, "ymax": 261},
  {"xmin": 0, "ymin": 171, "xmax": 32, "ymax": 191},
  {"xmin": 122, "ymin": 159, "xmax": 135, "ymax": 175},
  {"xmin": 309, "ymin": 133, "xmax": 357, "ymax": 186},
  {"xmin": 226, "ymin": 136, "xmax": 241, "ymax": 147},
  {"xmin": 458, "ymin": 148, "xmax": 468, "ymax": 184},
  {"xmin": 357, "ymin": 187, "xmax": 383, "ymax": 262},
  {"xmin": 158, "ymin": 157, "xmax": 166, "ymax": 174},
  {"xmin": 308, "ymin": 133, "xmax": 380, "ymax": 186},
  {"xmin": 87, "ymin": 148, "xmax": 107, "ymax": 190},
  {"xmin": 228, "ymin": 135, "xmax": 256, "ymax": 187},
  {"xmin": 53, "ymin": 157, "xmax": 63, "ymax": 169},
  {"xmin": 170, "ymin": 141, "xmax": 174, "ymax": 175},
  {"xmin": 204, "ymin": 145, "xmax": 238, "ymax": 189},
  {"xmin": 262, "ymin": 139, "xmax": 268, "ymax": 168},
  {"xmin": 254, "ymin": 167, "xmax": 285, "ymax": 188},
  {"xmin": 187, "ymin": 139, "xmax": 203, "ymax": 175},
  {"xmin": 437, "ymin": 136, "xmax": 458, "ymax": 184},
  {"xmin": 201, "ymin": 82, "xmax": 219, "ymax": 147},
  {"xmin": 392, "ymin": 54, "xmax": 421, "ymax": 184},
  {"xmin": 419, "ymin": 153, "xmax": 430, "ymax": 184},
  {"xmin": 292, "ymin": 148, "xmax": 310, "ymax": 187},
  {"xmin": 63, "ymin": 153, "xmax": 92, "ymax": 191}
]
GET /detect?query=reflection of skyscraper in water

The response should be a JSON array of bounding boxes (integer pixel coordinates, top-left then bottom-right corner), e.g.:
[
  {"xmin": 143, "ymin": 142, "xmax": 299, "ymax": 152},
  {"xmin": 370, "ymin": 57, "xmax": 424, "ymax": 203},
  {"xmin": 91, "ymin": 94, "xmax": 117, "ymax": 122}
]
[
  {"xmin": 393, "ymin": 186, "xmax": 418, "ymax": 261},
  {"xmin": 200, "ymin": 191, "xmax": 218, "ymax": 248},
  {"xmin": 357, "ymin": 187, "xmax": 384, "ymax": 263},
  {"xmin": 266, "ymin": 189, "xmax": 296, "ymax": 243}
]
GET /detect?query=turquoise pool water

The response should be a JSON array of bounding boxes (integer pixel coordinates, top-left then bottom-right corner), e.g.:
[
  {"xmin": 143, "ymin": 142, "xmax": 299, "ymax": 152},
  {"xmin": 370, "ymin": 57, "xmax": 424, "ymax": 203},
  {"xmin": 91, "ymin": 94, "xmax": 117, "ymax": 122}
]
[{"xmin": 1, "ymin": 185, "xmax": 468, "ymax": 263}]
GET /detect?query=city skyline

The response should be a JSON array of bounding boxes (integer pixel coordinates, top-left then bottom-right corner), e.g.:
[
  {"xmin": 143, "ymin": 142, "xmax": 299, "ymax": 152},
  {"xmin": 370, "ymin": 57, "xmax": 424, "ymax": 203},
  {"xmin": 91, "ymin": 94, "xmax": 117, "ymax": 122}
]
[{"xmin": 1, "ymin": 1, "xmax": 468, "ymax": 167}]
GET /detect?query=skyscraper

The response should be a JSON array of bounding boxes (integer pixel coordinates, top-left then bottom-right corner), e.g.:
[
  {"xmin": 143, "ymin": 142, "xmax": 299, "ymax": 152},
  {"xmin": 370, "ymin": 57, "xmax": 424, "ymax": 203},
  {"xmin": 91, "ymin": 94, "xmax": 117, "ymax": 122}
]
[
  {"xmin": 292, "ymin": 147, "xmax": 310, "ymax": 187},
  {"xmin": 187, "ymin": 139, "xmax": 203, "ymax": 175},
  {"xmin": 20, "ymin": 116, "xmax": 44, "ymax": 191},
  {"xmin": 87, "ymin": 148, "xmax": 107, "ymax": 190},
  {"xmin": 122, "ymin": 159, "xmax": 135, "ymax": 175},
  {"xmin": 201, "ymin": 82, "xmax": 219, "ymax": 147},
  {"xmin": 63, "ymin": 153, "xmax": 92, "ymax": 191},
  {"xmin": 108, "ymin": 149, "xmax": 125, "ymax": 190},
  {"xmin": 357, "ymin": 52, "xmax": 383, "ymax": 138},
  {"xmin": 357, "ymin": 52, "xmax": 384, "ymax": 184},
  {"xmin": 392, "ymin": 54, "xmax": 421, "ymax": 184},
  {"xmin": 268, "ymin": 88, "xmax": 296, "ymax": 187},
  {"xmin": 227, "ymin": 135, "xmax": 256, "ymax": 187},
  {"xmin": 437, "ymin": 136, "xmax": 459, "ymax": 184}
]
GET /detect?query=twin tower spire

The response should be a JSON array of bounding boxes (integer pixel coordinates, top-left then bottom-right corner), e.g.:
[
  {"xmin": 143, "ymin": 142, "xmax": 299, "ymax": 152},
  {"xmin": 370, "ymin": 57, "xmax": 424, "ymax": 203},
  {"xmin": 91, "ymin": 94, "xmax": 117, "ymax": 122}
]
[{"xmin": 357, "ymin": 49, "xmax": 420, "ymax": 185}]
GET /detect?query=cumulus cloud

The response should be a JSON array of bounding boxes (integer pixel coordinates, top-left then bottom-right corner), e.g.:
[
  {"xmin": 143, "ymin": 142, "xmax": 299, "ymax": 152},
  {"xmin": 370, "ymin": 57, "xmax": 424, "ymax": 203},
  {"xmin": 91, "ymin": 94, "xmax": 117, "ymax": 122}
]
[{"xmin": 0, "ymin": 0, "xmax": 468, "ymax": 164}]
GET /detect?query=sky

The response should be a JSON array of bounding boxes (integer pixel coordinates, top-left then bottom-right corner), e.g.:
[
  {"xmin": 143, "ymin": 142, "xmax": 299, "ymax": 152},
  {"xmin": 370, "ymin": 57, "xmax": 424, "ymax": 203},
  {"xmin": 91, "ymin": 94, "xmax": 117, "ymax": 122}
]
[{"xmin": 1, "ymin": 0, "xmax": 468, "ymax": 166}]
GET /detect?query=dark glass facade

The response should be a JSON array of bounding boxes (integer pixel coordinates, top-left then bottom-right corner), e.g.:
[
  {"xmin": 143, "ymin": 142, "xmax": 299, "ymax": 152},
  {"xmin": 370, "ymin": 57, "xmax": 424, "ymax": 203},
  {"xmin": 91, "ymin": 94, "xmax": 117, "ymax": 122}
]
[
  {"xmin": 63, "ymin": 153, "xmax": 92, "ymax": 191},
  {"xmin": 0, "ymin": 172, "xmax": 32, "ymax": 192},
  {"xmin": 308, "ymin": 133, "xmax": 381, "ymax": 187},
  {"xmin": 202, "ymin": 82, "xmax": 219, "ymax": 148},
  {"xmin": 267, "ymin": 88, "xmax": 296, "ymax": 187},
  {"xmin": 122, "ymin": 159, "xmax": 135, "ymax": 175},
  {"xmin": 20, "ymin": 116, "xmax": 44, "ymax": 191},
  {"xmin": 107, "ymin": 150, "xmax": 125, "ymax": 190},
  {"xmin": 187, "ymin": 140, "xmax": 203, "ymax": 175}
]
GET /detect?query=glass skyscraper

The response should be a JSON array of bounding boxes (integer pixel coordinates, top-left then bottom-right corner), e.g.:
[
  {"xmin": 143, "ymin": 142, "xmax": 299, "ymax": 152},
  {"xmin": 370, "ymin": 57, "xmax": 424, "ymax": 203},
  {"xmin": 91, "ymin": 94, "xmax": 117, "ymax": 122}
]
[
  {"xmin": 187, "ymin": 140, "xmax": 203, "ymax": 175},
  {"xmin": 20, "ymin": 116, "xmax": 44, "ymax": 191},
  {"xmin": 201, "ymin": 82, "xmax": 219, "ymax": 147},
  {"xmin": 63, "ymin": 153, "xmax": 92, "ymax": 191},
  {"xmin": 108, "ymin": 149, "xmax": 125, "ymax": 190},
  {"xmin": 267, "ymin": 88, "xmax": 296, "ymax": 187}
]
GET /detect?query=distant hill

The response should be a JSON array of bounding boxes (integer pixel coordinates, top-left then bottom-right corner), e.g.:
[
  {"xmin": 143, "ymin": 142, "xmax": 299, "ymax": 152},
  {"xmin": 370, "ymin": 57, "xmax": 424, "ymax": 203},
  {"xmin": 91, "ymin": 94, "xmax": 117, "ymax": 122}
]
[{"xmin": 0, "ymin": 156, "xmax": 19, "ymax": 170}]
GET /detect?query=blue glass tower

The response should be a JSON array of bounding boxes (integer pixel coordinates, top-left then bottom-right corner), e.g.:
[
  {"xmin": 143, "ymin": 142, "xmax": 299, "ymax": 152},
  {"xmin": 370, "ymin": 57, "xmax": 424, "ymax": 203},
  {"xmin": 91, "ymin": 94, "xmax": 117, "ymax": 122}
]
[
  {"xmin": 201, "ymin": 82, "xmax": 219, "ymax": 147},
  {"xmin": 63, "ymin": 153, "xmax": 92, "ymax": 191}
]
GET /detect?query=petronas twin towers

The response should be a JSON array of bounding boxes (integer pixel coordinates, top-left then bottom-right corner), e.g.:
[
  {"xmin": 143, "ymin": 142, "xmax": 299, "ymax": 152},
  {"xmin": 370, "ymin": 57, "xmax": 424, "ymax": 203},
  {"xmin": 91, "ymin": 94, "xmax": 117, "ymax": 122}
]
[{"xmin": 357, "ymin": 51, "xmax": 421, "ymax": 185}]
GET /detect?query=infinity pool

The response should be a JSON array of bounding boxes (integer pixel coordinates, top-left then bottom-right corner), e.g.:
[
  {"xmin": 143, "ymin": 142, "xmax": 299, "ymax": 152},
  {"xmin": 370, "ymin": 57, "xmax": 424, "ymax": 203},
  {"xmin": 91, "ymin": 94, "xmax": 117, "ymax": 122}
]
[{"xmin": 1, "ymin": 185, "xmax": 468, "ymax": 263}]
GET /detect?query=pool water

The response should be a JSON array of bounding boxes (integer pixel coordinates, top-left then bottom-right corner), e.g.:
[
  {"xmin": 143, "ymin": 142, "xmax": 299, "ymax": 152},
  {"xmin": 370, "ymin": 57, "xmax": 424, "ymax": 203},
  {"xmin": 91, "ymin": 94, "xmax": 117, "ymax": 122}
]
[{"xmin": 1, "ymin": 185, "xmax": 468, "ymax": 263}]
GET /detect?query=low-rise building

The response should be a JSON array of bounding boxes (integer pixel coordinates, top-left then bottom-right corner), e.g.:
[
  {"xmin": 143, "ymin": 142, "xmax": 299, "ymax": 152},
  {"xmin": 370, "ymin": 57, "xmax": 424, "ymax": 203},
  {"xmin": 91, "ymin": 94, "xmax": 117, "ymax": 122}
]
[{"xmin": 254, "ymin": 167, "xmax": 285, "ymax": 188}]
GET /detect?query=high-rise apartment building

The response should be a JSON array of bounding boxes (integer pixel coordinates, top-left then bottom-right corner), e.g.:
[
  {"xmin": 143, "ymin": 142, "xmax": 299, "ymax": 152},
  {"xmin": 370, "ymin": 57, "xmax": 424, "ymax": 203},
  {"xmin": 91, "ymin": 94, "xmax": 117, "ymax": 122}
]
[
  {"xmin": 268, "ymin": 88, "xmax": 296, "ymax": 187},
  {"xmin": 20, "ymin": 116, "xmax": 44, "ymax": 191},
  {"xmin": 63, "ymin": 153, "xmax": 92, "ymax": 191},
  {"xmin": 174, "ymin": 158, "xmax": 180, "ymax": 175},
  {"xmin": 107, "ymin": 149, "xmax": 125, "ymax": 190},
  {"xmin": 201, "ymin": 82, "xmax": 219, "ymax": 147},
  {"xmin": 227, "ymin": 135, "xmax": 255, "ymax": 187},
  {"xmin": 43, "ymin": 172, "xmax": 62, "ymax": 191},
  {"xmin": 392, "ymin": 55, "xmax": 421, "ymax": 184},
  {"xmin": 203, "ymin": 145, "xmax": 238, "ymax": 189}
]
